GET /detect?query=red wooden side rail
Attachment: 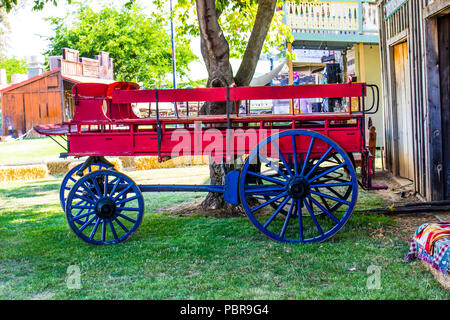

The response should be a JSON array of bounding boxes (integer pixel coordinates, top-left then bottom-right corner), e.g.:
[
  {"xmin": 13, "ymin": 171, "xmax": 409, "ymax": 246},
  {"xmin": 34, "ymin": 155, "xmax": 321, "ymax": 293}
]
[{"xmin": 111, "ymin": 83, "xmax": 366, "ymax": 104}]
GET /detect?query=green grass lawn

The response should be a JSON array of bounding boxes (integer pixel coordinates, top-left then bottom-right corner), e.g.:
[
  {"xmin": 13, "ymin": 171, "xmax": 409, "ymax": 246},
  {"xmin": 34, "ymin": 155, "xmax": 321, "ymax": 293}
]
[
  {"xmin": 0, "ymin": 167, "xmax": 448, "ymax": 300},
  {"xmin": 0, "ymin": 137, "xmax": 63, "ymax": 166}
]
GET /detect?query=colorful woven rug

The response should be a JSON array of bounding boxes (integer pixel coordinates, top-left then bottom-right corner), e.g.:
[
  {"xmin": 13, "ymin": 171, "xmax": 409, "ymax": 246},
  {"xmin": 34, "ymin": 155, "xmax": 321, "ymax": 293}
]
[{"xmin": 406, "ymin": 222, "xmax": 450, "ymax": 275}]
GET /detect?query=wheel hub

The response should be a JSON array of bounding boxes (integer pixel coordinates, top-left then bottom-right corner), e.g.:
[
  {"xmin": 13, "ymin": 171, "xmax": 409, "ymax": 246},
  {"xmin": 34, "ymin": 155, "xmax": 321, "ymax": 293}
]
[
  {"xmin": 95, "ymin": 198, "xmax": 116, "ymax": 219},
  {"xmin": 287, "ymin": 176, "xmax": 310, "ymax": 199}
]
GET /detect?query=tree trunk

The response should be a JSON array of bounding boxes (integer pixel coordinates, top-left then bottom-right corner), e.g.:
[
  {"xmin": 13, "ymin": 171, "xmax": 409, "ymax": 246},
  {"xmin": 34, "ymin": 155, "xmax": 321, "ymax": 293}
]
[{"xmin": 196, "ymin": 0, "xmax": 277, "ymax": 214}]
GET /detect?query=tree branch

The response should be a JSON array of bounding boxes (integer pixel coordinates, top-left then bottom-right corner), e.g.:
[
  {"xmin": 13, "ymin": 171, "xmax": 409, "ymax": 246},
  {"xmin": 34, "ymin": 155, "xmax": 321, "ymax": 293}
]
[
  {"xmin": 234, "ymin": 0, "xmax": 277, "ymax": 87},
  {"xmin": 196, "ymin": 0, "xmax": 234, "ymax": 87}
]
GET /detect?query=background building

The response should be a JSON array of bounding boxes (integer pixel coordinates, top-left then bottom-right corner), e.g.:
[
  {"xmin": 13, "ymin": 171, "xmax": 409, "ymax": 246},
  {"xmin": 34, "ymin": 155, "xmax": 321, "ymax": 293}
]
[
  {"xmin": 378, "ymin": 0, "xmax": 449, "ymax": 201},
  {"xmin": 0, "ymin": 48, "xmax": 115, "ymax": 137}
]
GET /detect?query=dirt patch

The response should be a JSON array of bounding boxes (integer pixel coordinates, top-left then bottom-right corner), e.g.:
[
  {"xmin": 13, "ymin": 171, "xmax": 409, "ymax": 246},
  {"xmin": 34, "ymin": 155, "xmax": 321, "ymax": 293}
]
[
  {"xmin": 155, "ymin": 198, "xmax": 246, "ymax": 218},
  {"xmin": 371, "ymin": 170, "xmax": 420, "ymax": 204},
  {"xmin": 387, "ymin": 213, "xmax": 448, "ymax": 242}
]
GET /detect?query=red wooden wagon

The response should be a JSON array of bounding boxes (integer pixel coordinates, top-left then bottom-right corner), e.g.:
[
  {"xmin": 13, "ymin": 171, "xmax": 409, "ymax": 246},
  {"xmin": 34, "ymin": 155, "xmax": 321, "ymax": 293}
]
[{"xmin": 35, "ymin": 81, "xmax": 386, "ymax": 245}]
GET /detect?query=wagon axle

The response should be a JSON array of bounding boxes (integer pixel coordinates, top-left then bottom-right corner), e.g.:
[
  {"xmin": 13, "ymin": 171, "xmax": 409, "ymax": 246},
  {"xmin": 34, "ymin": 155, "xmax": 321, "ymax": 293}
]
[
  {"xmin": 95, "ymin": 198, "xmax": 117, "ymax": 219},
  {"xmin": 287, "ymin": 176, "xmax": 310, "ymax": 200}
]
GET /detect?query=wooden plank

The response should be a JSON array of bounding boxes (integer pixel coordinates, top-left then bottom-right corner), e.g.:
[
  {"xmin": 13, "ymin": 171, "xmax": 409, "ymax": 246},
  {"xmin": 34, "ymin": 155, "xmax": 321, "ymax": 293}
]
[
  {"xmin": 424, "ymin": 17, "xmax": 444, "ymax": 200},
  {"xmin": 438, "ymin": 14, "xmax": 450, "ymax": 199},
  {"xmin": 81, "ymin": 58, "xmax": 100, "ymax": 78},
  {"xmin": 424, "ymin": 0, "xmax": 450, "ymax": 19}
]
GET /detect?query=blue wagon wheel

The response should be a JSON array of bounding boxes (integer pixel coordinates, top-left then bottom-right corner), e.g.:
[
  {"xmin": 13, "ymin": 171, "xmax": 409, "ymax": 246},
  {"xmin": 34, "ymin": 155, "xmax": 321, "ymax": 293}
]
[
  {"xmin": 60, "ymin": 162, "xmax": 114, "ymax": 212},
  {"xmin": 239, "ymin": 130, "xmax": 358, "ymax": 243},
  {"xmin": 256, "ymin": 152, "xmax": 353, "ymax": 217},
  {"xmin": 65, "ymin": 170, "xmax": 144, "ymax": 245}
]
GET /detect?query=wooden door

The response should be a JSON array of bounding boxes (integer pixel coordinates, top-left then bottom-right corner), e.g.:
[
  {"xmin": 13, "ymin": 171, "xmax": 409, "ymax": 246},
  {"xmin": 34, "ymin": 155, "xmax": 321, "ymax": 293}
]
[
  {"xmin": 393, "ymin": 41, "xmax": 414, "ymax": 180},
  {"xmin": 438, "ymin": 14, "xmax": 449, "ymax": 199}
]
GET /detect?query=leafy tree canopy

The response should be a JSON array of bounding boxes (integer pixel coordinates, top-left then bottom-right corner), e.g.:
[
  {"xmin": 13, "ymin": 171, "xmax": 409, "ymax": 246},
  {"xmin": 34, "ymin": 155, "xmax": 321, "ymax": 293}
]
[
  {"xmin": 1, "ymin": 0, "xmax": 71, "ymax": 12},
  {"xmin": 0, "ymin": 56, "xmax": 27, "ymax": 82},
  {"xmin": 45, "ymin": 2, "xmax": 197, "ymax": 87},
  {"xmin": 155, "ymin": 0, "xmax": 291, "ymax": 60}
]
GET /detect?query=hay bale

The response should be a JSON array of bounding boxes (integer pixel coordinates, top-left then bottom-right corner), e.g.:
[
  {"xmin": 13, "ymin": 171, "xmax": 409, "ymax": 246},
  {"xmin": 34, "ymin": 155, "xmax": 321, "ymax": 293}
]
[
  {"xmin": 421, "ymin": 260, "xmax": 450, "ymax": 290},
  {"xmin": 118, "ymin": 156, "xmax": 135, "ymax": 168},
  {"xmin": 108, "ymin": 158, "xmax": 123, "ymax": 171},
  {"xmin": 0, "ymin": 165, "xmax": 48, "ymax": 182},
  {"xmin": 135, "ymin": 157, "xmax": 160, "ymax": 170},
  {"xmin": 135, "ymin": 156, "xmax": 209, "ymax": 170},
  {"xmin": 46, "ymin": 160, "xmax": 71, "ymax": 175}
]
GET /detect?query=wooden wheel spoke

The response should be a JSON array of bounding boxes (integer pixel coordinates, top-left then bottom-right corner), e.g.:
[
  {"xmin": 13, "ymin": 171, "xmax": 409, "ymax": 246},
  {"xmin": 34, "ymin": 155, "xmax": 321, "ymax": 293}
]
[
  {"xmin": 71, "ymin": 204, "xmax": 95, "ymax": 210},
  {"xmin": 117, "ymin": 213, "xmax": 137, "ymax": 224},
  {"xmin": 301, "ymin": 137, "xmax": 315, "ymax": 175},
  {"xmin": 303, "ymin": 199, "xmax": 324, "ymax": 235},
  {"xmin": 307, "ymin": 196, "xmax": 340, "ymax": 224},
  {"xmin": 109, "ymin": 221, "xmax": 118, "ymax": 241},
  {"xmin": 92, "ymin": 177, "xmax": 103, "ymax": 196},
  {"xmin": 109, "ymin": 178, "xmax": 122, "ymax": 197},
  {"xmin": 103, "ymin": 175, "xmax": 108, "ymax": 196},
  {"xmin": 89, "ymin": 218, "xmax": 101, "ymax": 240},
  {"xmin": 73, "ymin": 210, "xmax": 95, "ymax": 221},
  {"xmin": 114, "ymin": 218, "xmax": 129, "ymax": 233},
  {"xmin": 116, "ymin": 207, "xmax": 139, "ymax": 212},
  {"xmin": 247, "ymin": 170, "xmax": 287, "ymax": 185},
  {"xmin": 258, "ymin": 153, "xmax": 290, "ymax": 181},
  {"xmin": 263, "ymin": 196, "xmax": 291, "ymax": 228},
  {"xmin": 82, "ymin": 181, "xmax": 98, "ymax": 200},
  {"xmin": 78, "ymin": 215, "xmax": 97, "ymax": 232},
  {"xmin": 305, "ymin": 146, "xmax": 333, "ymax": 179},
  {"xmin": 102, "ymin": 220, "xmax": 106, "ymax": 242},
  {"xmin": 73, "ymin": 194, "xmax": 95, "ymax": 205},
  {"xmin": 308, "ymin": 162, "xmax": 346, "ymax": 183},
  {"xmin": 315, "ymin": 190, "xmax": 333, "ymax": 212},
  {"xmin": 297, "ymin": 200, "xmax": 303, "ymax": 241},
  {"xmin": 116, "ymin": 195, "xmax": 139, "ymax": 205},
  {"xmin": 250, "ymin": 192, "xmax": 288, "ymax": 213},
  {"xmin": 113, "ymin": 184, "xmax": 133, "ymax": 201},
  {"xmin": 310, "ymin": 182, "xmax": 352, "ymax": 188},
  {"xmin": 271, "ymin": 140, "xmax": 292, "ymax": 177},
  {"xmin": 310, "ymin": 190, "xmax": 350, "ymax": 206},
  {"xmin": 280, "ymin": 201, "xmax": 295, "ymax": 238},
  {"xmin": 291, "ymin": 135, "xmax": 299, "ymax": 175}
]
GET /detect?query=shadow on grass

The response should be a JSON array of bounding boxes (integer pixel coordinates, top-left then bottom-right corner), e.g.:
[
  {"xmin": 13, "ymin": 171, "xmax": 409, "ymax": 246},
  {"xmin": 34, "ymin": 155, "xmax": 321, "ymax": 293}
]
[{"xmin": 0, "ymin": 181, "xmax": 60, "ymax": 199}]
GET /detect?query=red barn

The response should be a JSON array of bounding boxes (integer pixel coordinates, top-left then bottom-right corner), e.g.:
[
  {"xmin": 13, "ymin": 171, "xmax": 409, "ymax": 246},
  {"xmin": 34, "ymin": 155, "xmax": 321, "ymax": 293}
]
[{"xmin": 0, "ymin": 48, "xmax": 115, "ymax": 137}]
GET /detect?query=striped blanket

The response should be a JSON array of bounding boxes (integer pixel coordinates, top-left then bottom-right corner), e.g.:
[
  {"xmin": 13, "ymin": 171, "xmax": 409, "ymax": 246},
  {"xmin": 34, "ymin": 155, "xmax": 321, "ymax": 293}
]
[{"xmin": 406, "ymin": 222, "xmax": 450, "ymax": 275}]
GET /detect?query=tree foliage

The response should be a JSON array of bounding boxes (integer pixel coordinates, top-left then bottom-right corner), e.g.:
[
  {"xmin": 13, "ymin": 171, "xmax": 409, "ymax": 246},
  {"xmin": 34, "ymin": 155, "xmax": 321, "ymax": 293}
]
[
  {"xmin": 0, "ymin": 0, "xmax": 71, "ymax": 12},
  {"xmin": 0, "ymin": 56, "xmax": 27, "ymax": 82},
  {"xmin": 0, "ymin": 7, "xmax": 10, "ymax": 57},
  {"xmin": 45, "ymin": 3, "xmax": 197, "ymax": 87},
  {"xmin": 162, "ymin": 0, "xmax": 291, "ymax": 61}
]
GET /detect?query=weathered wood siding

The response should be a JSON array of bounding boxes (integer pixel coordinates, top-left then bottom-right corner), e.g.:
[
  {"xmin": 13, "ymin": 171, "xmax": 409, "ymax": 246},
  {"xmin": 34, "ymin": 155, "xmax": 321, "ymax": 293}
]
[
  {"xmin": 378, "ymin": 0, "xmax": 449, "ymax": 200},
  {"xmin": 1, "ymin": 72, "xmax": 63, "ymax": 136}
]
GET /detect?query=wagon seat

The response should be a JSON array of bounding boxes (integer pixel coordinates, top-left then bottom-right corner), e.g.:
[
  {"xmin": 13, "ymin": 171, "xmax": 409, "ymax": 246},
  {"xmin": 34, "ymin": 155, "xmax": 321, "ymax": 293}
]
[{"xmin": 72, "ymin": 81, "xmax": 140, "ymax": 122}]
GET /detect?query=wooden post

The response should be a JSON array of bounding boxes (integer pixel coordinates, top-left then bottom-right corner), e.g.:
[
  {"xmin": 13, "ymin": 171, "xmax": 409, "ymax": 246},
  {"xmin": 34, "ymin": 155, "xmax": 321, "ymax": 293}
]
[
  {"xmin": 359, "ymin": 42, "xmax": 366, "ymax": 82},
  {"xmin": 288, "ymin": 42, "xmax": 294, "ymax": 114},
  {"xmin": 342, "ymin": 50, "xmax": 348, "ymax": 83}
]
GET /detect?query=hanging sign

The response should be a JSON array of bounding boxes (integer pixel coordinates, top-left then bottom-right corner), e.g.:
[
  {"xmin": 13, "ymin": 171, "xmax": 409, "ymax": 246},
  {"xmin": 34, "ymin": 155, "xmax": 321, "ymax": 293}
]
[{"xmin": 384, "ymin": 0, "xmax": 409, "ymax": 20}]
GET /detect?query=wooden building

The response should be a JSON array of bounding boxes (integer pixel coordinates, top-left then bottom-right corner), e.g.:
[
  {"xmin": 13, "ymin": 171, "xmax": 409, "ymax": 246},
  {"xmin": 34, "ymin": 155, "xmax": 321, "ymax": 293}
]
[
  {"xmin": 378, "ymin": 0, "xmax": 449, "ymax": 200},
  {"xmin": 0, "ymin": 48, "xmax": 115, "ymax": 137}
]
